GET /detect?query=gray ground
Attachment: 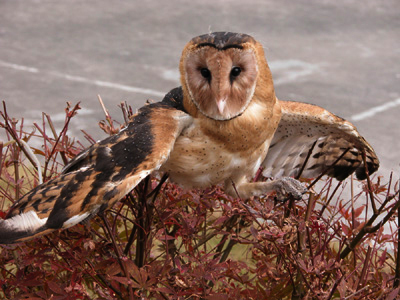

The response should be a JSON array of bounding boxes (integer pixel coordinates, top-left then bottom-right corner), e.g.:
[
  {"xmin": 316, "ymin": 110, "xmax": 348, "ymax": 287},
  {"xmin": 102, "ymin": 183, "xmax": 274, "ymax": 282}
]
[{"xmin": 0, "ymin": 0, "xmax": 399, "ymax": 182}]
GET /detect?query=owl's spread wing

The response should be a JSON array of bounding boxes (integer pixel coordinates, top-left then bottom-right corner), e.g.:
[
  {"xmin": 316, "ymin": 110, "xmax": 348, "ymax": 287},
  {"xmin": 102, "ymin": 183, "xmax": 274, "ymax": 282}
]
[
  {"xmin": 0, "ymin": 102, "xmax": 192, "ymax": 244},
  {"xmin": 262, "ymin": 101, "xmax": 379, "ymax": 180}
]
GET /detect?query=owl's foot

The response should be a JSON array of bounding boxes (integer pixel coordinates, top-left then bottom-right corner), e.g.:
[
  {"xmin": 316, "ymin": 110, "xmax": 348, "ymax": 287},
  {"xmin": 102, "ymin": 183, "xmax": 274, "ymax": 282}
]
[
  {"xmin": 226, "ymin": 177, "xmax": 307, "ymax": 201},
  {"xmin": 273, "ymin": 177, "xmax": 307, "ymax": 202}
]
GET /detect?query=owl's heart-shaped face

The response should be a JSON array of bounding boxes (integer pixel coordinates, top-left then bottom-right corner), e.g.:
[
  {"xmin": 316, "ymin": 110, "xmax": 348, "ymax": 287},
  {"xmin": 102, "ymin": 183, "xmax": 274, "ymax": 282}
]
[{"xmin": 182, "ymin": 45, "xmax": 259, "ymax": 121}]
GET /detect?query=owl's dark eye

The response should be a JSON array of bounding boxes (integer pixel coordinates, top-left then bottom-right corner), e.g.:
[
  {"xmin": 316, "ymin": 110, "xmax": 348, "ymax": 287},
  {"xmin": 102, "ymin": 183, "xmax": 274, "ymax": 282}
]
[
  {"xmin": 230, "ymin": 66, "xmax": 242, "ymax": 77},
  {"xmin": 200, "ymin": 68, "xmax": 211, "ymax": 80}
]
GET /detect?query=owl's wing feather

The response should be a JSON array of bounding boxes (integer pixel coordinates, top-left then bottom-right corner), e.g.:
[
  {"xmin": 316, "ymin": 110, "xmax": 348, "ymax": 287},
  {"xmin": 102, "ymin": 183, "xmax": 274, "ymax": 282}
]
[
  {"xmin": 262, "ymin": 101, "xmax": 379, "ymax": 180},
  {"xmin": 0, "ymin": 102, "xmax": 192, "ymax": 244}
]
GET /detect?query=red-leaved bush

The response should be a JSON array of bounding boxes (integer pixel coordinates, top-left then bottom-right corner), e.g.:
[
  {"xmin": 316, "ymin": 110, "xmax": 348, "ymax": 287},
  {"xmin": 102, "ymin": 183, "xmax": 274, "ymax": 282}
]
[{"xmin": 0, "ymin": 101, "xmax": 399, "ymax": 299}]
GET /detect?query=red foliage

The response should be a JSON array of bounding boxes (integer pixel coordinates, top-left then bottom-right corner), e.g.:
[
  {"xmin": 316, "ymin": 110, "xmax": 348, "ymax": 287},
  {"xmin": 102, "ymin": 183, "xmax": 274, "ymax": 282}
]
[{"xmin": 0, "ymin": 101, "xmax": 399, "ymax": 299}]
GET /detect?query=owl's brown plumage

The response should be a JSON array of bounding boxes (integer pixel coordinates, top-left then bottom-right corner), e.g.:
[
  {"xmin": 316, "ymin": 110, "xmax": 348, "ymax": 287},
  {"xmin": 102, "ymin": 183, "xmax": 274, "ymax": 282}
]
[{"xmin": 0, "ymin": 32, "xmax": 379, "ymax": 244}]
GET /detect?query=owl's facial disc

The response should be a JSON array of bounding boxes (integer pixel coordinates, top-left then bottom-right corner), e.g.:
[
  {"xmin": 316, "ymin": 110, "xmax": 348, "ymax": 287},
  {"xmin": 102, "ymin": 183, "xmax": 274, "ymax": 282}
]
[{"xmin": 184, "ymin": 46, "xmax": 258, "ymax": 120}]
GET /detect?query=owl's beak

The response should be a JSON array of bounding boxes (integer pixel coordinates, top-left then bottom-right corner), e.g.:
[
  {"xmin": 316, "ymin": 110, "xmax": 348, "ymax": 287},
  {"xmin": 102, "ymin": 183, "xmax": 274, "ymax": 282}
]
[{"xmin": 216, "ymin": 98, "xmax": 227, "ymax": 114}]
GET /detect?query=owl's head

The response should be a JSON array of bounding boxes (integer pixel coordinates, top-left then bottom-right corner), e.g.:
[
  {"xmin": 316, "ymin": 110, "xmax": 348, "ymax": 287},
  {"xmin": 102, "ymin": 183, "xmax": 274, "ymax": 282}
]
[{"xmin": 180, "ymin": 32, "xmax": 275, "ymax": 121}]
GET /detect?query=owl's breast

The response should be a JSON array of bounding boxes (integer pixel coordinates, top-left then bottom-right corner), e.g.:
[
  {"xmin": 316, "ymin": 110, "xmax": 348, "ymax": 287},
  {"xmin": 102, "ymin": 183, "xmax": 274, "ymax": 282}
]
[{"xmin": 160, "ymin": 121, "xmax": 272, "ymax": 188}]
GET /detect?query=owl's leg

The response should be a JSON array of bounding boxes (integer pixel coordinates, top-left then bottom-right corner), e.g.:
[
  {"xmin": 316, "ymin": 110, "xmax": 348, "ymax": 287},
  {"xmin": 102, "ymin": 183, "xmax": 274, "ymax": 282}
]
[{"xmin": 226, "ymin": 177, "xmax": 307, "ymax": 201}]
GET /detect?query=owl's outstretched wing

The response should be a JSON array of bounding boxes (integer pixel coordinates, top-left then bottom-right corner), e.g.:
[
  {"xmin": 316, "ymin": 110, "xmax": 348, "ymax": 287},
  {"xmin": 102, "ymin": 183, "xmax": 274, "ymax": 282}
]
[
  {"xmin": 262, "ymin": 101, "xmax": 379, "ymax": 180},
  {"xmin": 0, "ymin": 102, "xmax": 192, "ymax": 244}
]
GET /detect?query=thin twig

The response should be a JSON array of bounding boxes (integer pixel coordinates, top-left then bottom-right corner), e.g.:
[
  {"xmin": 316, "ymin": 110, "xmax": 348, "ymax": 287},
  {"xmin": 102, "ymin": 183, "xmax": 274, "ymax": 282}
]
[
  {"xmin": 81, "ymin": 129, "xmax": 97, "ymax": 144},
  {"xmin": 319, "ymin": 180, "xmax": 342, "ymax": 217},
  {"xmin": 12, "ymin": 135, "xmax": 20, "ymax": 200},
  {"xmin": 45, "ymin": 113, "xmax": 68, "ymax": 165},
  {"xmin": 299, "ymin": 193, "xmax": 315, "ymax": 262},
  {"xmin": 253, "ymin": 166, "xmax": 264, "ymax": 182},
  {"xmin": 98, "ymin": 94, "xmax": 110, "ymax": 119},
  {"xmin": 362, "ymin": 152, "xmax": 377, "ymax": 214},
  {"xmin": 308, "ymin": 148, "xmax": 350, "ymax": 190},
  {"xmin": 119, "ymin": 102, "xmax": 130, "ymax": 125},
  {"xmin": 123, "ymin": 195, "xmax": 138, "ymax": 257},
  {"xmin": 356, "ymin": 246, "xmax": 372, "ymax": 290},
  {"xmin": 395, "ymin": 188, "xmax": 400, "ymax": 288},
  {"xmin": 101, "ymin": 212, "xmax": 134, "ymax": 300},
  {"xmin": 296, "ymin": 140, "xmax": 317, "ymax": 180},
  {"xmin": 326, "ymin": 273, "xmax": 344, "ymax": 300},
  {"xmin": 42, "ymin": 102, "xmax": 80, "ymax": 180},
  {"xmin": 134, "ymin": 176, "xmax": 153, "ymax": 269}
]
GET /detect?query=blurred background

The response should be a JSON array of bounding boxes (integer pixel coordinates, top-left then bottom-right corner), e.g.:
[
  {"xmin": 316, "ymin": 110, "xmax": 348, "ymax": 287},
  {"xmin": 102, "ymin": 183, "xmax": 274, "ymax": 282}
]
[{"xmin": 0, "ymin": 0, "xmax": 399, "ymax": 180}]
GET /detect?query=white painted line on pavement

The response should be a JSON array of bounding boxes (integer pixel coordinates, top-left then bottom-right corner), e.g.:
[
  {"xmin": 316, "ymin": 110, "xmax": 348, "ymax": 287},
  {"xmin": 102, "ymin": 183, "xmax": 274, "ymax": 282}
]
[
  {"xmin": 351, "ymin": 98, "xmax": 400, "ymax": 121},
  {"xmin": 0, "ymin": 60, "xmax": 165, "ymax": 98},
  {"xmin": 0, "ymin": 60, "xmax": 39, "ymax": 73}
]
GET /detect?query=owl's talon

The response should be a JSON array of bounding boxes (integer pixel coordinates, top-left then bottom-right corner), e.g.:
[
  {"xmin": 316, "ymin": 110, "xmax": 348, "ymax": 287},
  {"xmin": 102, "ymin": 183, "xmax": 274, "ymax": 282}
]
[{"xmin": 273, "ymin": 177, "xmax": 307, "ymax": 202}]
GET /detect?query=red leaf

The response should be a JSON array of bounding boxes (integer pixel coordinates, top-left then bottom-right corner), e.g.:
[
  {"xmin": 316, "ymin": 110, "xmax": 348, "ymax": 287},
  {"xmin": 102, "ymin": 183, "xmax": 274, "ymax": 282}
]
[
  {"xmin": 158, "ymin": 234, "xmax": 175, "ymax": 241},
  {"xmin": 387, "ymin": 287, "xmax": 400, "ymax": 300},
  {"xmin": 125, "ymin": 260, "xmax": 140, "ymax": 279},
  {"xmin": 341, "ymin": 222, "xmax": 352, "ymax": 237},
  {"xmin": 250, "ymin": 226, "xmax": 258, "ymax": 239},
  {"xmin": 339, "ymin": 201, "xmax": 350, "ymax": 220},
  {"xmin": 378, "ymin": 249, "xmax": 387, "ymax": 267},
  {"xmin": 213, "ymin": 216, "xmax": 229, "ymax": 226},
  {"xmin": 32, "ymin": 148, "xmax": 46, "ymax": 156},
  {"xmin": 155, "ymin": 287, "xmax": 173, "ymax": 294},
  {"xmin": 107, "ymin": 262, "xmax": 122, "ymax": 276},
  {"xmin": 20, "ymin": 279, "xmax": 43, "ymax": 286},
  {"xmin": 48, "ymin": 281, "xmax": 64, "ymax": 294},
  {"xmin": 110, "ymin": 275, "xmax": 140, "ymax": 288},
  {"xmin": 353, "ymin": 205, "xmax": 365, "ymax": 218}
]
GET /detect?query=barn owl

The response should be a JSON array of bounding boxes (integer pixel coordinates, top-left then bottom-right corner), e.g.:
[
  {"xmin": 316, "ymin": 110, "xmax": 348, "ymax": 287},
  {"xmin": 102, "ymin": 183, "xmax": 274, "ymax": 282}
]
[{"xmin": 0, "ymin": 32, "xmax": 379, "ymax": 244}]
